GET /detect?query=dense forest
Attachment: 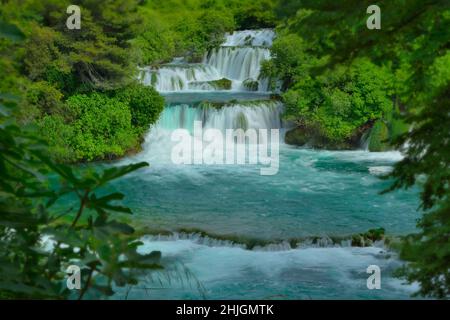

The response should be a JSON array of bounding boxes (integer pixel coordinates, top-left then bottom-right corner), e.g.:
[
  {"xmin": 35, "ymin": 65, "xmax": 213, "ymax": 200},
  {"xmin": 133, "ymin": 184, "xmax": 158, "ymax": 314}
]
[{"xmin": 0, "ymin": 0, "xmax": 449, "ymax": 299}]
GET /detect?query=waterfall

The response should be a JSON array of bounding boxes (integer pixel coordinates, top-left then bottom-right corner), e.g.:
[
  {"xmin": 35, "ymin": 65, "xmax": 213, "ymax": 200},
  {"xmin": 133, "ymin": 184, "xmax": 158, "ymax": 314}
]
[
  {"xmin": 223, "ymin": 29, "xmax": 275, "ymax": 47},
  {"xmin": 139, "ymin": 29, "xmax": 276, "ymax": 92},
  {"xmin": 153, "ymin": 101, "xmax": 282, "ymax": 134},
  {"xmin": 203, "ymin": 47, "xmax": 271, "ymax": 90},
  {"xmin": 139, "ymin": 64, "xmax": 221, "ymax": 92},
  {"xmin": 133, "ymin": 29, "xmax": 283, "ymax": 168},
  {"xmin": 360, "ymin": 129, "xmax": 371, "ymax": 151},
  {"xmin": 136, "ymin": 101, "xmax": 284, "ymax": 165}
]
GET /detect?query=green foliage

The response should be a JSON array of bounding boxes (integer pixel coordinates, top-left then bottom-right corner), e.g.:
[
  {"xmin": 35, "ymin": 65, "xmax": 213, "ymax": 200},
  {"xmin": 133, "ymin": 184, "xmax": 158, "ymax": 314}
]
[
  {"xmin": 114, "ymin": 84, "xmax": 165, "ymax": 131},
  {"xmin": 1, "ymin": 28, "xmax": 161, "ymax": 299},
  {"xmin": 233, "ymin": 0, "xmax": 277, "ymax": 29},
  {"xmin": 265, "ymin": 30, "xmax": 394, "ymax": 148},
  {"xmin": 17, "ymin": 1, "xmax": 140, "ymax": 93},
  {"xmin": 282, "ymin": 59, "xmax": 394, "ymax": 144},
  {"xmin": 171, "ymin": 10, "xmax": 235, "ymax": 61},
  {"xmin": 388, "ymin": 116, "xmax": 409, "ymax": 142},
  {"xmin": 274, "ymin": 0, "xmax": 450, "ymax": 298},
  {"xmin": 25, "ymin": 81, "xmax": 64, "ymax": 117},
  {"xmin": 37, "ymin": 115, "xmax": 76, "ymax": 161},
  {"xmin": 395, "ymin": 199, "xmax": 450, "ymax": 299},
  {"xmin": 261, "ymin": 33, "xmax": 318, "ymax": 90},
  {"xmin": 243, "ymin": 78, "xmax": 259, "ymax": 91},
  {"xmin": 39, "ymin": 93, "xmax": 138, "ymax": 162},
  {"xmin": 203, "ymin": 78, "xmax": 233, "ymax": 90},
  {"xmin": 35, "ymin": 85, "xmax": 165, "ymax": 162},
  {"xmin": 133, "ymin": 0, "xmax": 278, "ymax": 64},
  {"xmin": 130, "ymin": 18, "xmax": 177, "ymax": 66},
  {"xmin": 0, "ymin": 20, "xmax": 25, "ymax": 41},
  {"xmin": 368, "ymin": 120, "xmax": 390, "ymax": 152},
  {"xmin": 351, "ymin": 228, "xmax": 385, "ymax": 247}
]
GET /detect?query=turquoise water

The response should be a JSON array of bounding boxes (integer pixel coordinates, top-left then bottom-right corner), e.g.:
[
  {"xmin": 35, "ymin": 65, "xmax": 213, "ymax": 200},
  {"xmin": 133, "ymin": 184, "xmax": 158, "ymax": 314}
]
[
  {"xmin": 107, "ymin": 93, "xmax": 420, "ymax": 300},
  {"xmin": 116, "ymin": 239, "xmax": 419, "ymax": 299},
  {"xmin": 116, "ymin": 145, "xmax": 418, "ymax": 239},
  {"xmin": 111, "ymin": 29, "xmax": 421, "ymax": 299}
]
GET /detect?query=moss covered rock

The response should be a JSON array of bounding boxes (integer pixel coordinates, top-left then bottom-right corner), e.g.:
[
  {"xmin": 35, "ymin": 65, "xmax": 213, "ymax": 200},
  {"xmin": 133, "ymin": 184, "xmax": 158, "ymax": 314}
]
[
  {"xmin": 285, "ymin": 127, "xmax": 309, "ymax": 146},
  {"xmin": 351, "ymin": 228, "xmax": 385, "ymax": 247},
  {"xmin": 212, "ymin": 78, "xmax": 232, "ymax": 90},
  {"xmin": 191, "ymin": 78, "xmax": 232, "ymax": 90},
  {"xmin": 284, "ymin": 126, "xmax": 360, "ymax": 150},
  {"xmin": 243, "ymin": 78, "xmax": 259, "ymax": 91},
  {"xmin": 368, "ymin": 120, "xmax": 390, "ymax": 152}
]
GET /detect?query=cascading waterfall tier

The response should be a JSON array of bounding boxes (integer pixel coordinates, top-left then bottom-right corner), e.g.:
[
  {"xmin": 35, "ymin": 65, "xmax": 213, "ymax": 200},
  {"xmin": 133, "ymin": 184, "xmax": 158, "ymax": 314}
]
[
  {"xmin": 139, "ymin": 64, "xmax": 221, "ymax": 92},
  {"xmin": 137, "ymin": 100, "xmax": 284, "ymax": 165},
  {"xmin": 162, "ymin": 100, "xmax": 283, "ymax": 132},
  {"xmin": 222, "ymin": 29, "xmax": 275, "ymax": 47},
  {"xmin": 203, "ymin": 47, "xmax": 270, "ymax": 90},
  {"xmin": 135, "ymin": 29, "xmax": 284, "ymax": 168},
  {"xmin": 139, "ymin": 29, "xmax": 276, "ymax": 93}
]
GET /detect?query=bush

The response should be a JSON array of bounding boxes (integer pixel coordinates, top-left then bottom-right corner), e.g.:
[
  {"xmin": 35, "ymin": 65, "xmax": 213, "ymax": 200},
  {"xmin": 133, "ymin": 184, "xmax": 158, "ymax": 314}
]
[
  {"xmin": 38, "ymin": 114, "xmax": 75, "ymax": 162},
  {"xmin": 283, "ymin": 59, "xmax": 394, "ymax": 146},
  {"xmin": 39, "ymin": 93, "xmax": 139, "ymax": 162},
  {"xmin": 234, "ymin": 0, "xmax": 277, "ymax": 29},
  {"xmin": 114, "ymin": 84, "xmax": 165, "ymax": 132},
  {"xmin": 131, "ymin": 17, "xmax": 177, "ymax": 66},
  {"xmin": 25, "ymin": 81, "xmax": 64, "ymax": 116}
]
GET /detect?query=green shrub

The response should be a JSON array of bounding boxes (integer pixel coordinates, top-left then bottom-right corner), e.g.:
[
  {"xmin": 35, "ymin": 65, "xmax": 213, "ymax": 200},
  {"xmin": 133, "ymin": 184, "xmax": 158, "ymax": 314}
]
[
  {"xmin": 25, "ymin": 81, "xmax": 64, "ymax": 116},
  {"xmin": 39, "ymin": 93, "xmax": 138, "ymax": 162},
  {"xmin": 131, "ymin": 17, "xmax": 177, "ymax": 66},
  {"xmin": 38, "ymin": 114, "xmax": 75, "ymax": 162},
  {"xmin": 243, "ymin": 78, "xmax": 259, "ymax": 91},
  {"xmin": 114, "ymin": 84, "xmax": 165, "ymax": 132},
  {"xmin": 282, "ymin": 58, "xmax": 394, "ymax": 147}
]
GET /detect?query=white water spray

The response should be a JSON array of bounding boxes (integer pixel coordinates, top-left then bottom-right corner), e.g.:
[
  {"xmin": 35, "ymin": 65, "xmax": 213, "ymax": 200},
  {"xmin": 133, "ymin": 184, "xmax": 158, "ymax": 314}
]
[{"xmin": 139, "ymin": 29, "xmax": 276, "ymax": 92}]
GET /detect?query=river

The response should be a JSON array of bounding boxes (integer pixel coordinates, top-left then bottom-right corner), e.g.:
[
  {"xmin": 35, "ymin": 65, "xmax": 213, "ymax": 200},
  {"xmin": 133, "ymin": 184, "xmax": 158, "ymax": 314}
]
[{"xmin": 110, "ymin": 29, "xmax": 420, "ymax": 299}]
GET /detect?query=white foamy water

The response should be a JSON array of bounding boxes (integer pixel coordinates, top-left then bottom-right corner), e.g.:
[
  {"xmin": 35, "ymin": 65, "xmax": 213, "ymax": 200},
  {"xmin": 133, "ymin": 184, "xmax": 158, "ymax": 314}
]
[
  {"xmin": 139, "ymin": 30, "xmax": 275, "ymax": 92},
  {"xmin": 369, "ymin": 166, "xmax": 394, "ymax": 176},
  {"xmin": 121, "ymin": 28, "xmax": 420, "ymax": 299},
  {"xmin": 223, "ymin": 29, "xmax": 275, "ymax": 47},
  {"xmin": 203, "ymin": 47, "xmax": 271, "ymax": 87},
  {"xmin": 129, "ymin": 101, "xmax": 284, "ymax": 168},
  {"xmin": 112, "ymin": 238, "xmax": 418, "ymax": 299},
  {"xmin": 139, "ymin": 64, "xmax": 221, "ymax": 92}
]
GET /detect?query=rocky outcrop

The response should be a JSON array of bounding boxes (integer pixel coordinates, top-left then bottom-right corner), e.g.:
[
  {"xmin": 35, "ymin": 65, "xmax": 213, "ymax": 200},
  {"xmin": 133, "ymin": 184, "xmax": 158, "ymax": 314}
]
[
  {"xmin": 243, "ymin": 78, "xmax": 259, "ymax": 91},
  {"xmin": 190, "ymin": 78, "xmax": 232, "ymax": 90},
  {"xmin": 284, "ymin": 126, "xmax": 366, "ymax": 150}
]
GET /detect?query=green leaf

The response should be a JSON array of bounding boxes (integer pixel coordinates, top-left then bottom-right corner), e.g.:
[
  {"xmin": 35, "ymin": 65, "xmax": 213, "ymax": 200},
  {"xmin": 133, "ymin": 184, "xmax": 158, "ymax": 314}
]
[
  {"xmin": 97, "ymin": 162, "xmax": 149, "ymax": 186},
  {"xmin": 94, "ymin": 220, "xmax": 135, "ymax": 235}
]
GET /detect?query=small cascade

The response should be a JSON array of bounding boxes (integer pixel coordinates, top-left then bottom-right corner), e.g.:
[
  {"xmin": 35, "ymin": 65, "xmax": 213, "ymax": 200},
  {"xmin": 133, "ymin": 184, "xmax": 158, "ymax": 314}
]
[
  {"xmin": 139, "ymin": 29, "xmax": 276, "ymax": 92},
  {"xmin": 135, "ymin": 29, "xmax": 283, "ymax": 168},
  {"xmin": 136, "ymin": 101, "xmax": 283, "ymax": 165},
  {"xmin": 223, "ymin": 29, "xmax": 275, "ymax": 47},
  {"xmin": 139, "ymin": 64, "xmax": 221, "ymax": 92},
  {"xmin": 203, "ymin": 47, "xmax": 271, "ymax": 91},
  {"xmin": 151, "ymin": 101, "xmax": 282, "ymax": 135},
  {"xmin": 360, "ymin": 129, "xmax": 371, "ymax": 151}
]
